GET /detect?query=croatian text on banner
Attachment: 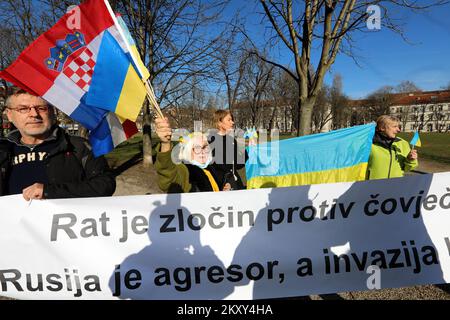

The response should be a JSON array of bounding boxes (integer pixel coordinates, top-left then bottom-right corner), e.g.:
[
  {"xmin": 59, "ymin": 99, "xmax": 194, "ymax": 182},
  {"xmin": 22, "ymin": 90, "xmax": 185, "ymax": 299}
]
[{"xmin": 0, "ymin": 173, "xmax": 449, "ymax": 299}]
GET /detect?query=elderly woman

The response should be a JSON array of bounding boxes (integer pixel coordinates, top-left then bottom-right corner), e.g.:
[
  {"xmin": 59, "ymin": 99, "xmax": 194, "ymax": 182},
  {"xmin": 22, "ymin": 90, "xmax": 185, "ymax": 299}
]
[
  {"xmin": 367, "ymin": 115, "xmax": 418, "ymax": 180},
  {"xmin": 154, "ymin": 117, "xmax": 231, "ymax": 193}
]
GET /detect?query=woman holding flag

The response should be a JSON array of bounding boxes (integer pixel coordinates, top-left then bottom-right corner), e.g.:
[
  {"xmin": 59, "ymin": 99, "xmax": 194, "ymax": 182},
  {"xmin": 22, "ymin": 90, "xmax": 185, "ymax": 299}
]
[
  {"xmin": 366, "ymin": 115, "xmax": 418, "ymax": 180},
  {"xmin": 154, "ymin": 117, "xmax": 232, "ymax": 193}
]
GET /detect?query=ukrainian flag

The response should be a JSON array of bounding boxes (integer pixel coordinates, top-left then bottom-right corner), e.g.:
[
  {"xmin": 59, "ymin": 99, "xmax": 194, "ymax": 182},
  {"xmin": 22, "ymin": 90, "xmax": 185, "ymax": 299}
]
[
  {"xmin": 86, "ymin": 30, "xmax": 146, "ymax": 122},
  {"xmin": 409, "ymin": 131, "xmax": 421, "ymax": 147},
  {"xmin": 246, "ymin": 123, "xmax": 376, "ymax": 188}
]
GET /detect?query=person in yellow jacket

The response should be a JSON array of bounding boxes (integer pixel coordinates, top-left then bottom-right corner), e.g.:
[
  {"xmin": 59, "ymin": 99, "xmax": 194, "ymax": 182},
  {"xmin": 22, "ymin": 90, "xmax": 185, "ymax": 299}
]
[{"xmin": 367, "ymin": 115, "xmax": 418, "ymax": 180}]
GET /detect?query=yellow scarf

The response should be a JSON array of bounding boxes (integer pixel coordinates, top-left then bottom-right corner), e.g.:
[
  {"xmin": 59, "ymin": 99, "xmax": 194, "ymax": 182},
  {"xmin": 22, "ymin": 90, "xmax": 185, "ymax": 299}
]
[{"xmin": 202, "ymin": 169, "xmax": 220, "ymax": 191}]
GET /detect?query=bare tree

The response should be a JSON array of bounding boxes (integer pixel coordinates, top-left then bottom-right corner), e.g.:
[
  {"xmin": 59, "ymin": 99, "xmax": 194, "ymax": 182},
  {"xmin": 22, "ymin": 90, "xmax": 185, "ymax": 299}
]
[
  {"xmin": 213, "ymin": 23, "xmax": 250, "ymax": 113},
  {"xmin": 267, "ymin": 69, "xmax": 297, "ymax": 132},
  {"xmin": 395, "ymin": 80, "xmax": 421, "ymax": 93},
  {"xmin": 312, "ymin": 85, "xmax": 332, "ymax": 133},
  {"xmin": 249, "ymin": 0, "xmax": 448, "ymax": 136},
  {"xmin": 111, "ymin": 0, "xmax": 229, "ymax": 165},
  {"xmin": 431, "ymin": 104, "xmax": 448, "ymax": 133},
  {"xmin": 398, "ymin": 106, "xmax": 411, "ymax": 131},
  {"xmin": 329, "ymin": 74, "xmax": 350, "ymax": 129},
  {"xmin": 366, "ymin": 85, "xmax": 395, "ymax": 120},
  {"xmin": 410, "ymin": 104, "xmax": 431, "ymax": 132},
  {"xmin": 241, "ymin": 53, "xmax": 275, "ymax": 127}
]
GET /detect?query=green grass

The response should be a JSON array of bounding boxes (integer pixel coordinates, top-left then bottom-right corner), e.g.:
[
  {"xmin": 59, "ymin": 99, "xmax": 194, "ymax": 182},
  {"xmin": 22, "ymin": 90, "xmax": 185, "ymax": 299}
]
[{"xmin": 397, "ymin": 132, "xmax": 450, "ymax": 164}]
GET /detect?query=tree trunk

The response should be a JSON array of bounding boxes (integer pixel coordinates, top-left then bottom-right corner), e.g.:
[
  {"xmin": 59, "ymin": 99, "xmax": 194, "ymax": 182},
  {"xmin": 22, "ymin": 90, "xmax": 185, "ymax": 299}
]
[
  {"xmin": 142, "ymin": 103, "xmax": 154, "ymax": 167},
  {"xmin": 298, "ymin": 97, "xmax": 315, "ymax": 136}
]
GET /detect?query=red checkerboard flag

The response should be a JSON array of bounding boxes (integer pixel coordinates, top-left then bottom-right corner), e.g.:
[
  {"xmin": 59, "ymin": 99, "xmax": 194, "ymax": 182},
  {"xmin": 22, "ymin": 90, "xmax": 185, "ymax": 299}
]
[{"xmin": 63, "ymin": 48, "xmax": 95, "ymax": 91}]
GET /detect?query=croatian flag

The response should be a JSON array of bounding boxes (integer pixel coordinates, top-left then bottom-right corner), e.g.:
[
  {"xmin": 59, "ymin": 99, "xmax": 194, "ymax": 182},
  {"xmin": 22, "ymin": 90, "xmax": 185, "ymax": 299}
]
[
  {"xmin": 90, "ymin": 113, "xmax": 138, "ymax": 157},
  {"xmin": 0, "ymin": 0, "xmax": 145, "ymax": 155}
]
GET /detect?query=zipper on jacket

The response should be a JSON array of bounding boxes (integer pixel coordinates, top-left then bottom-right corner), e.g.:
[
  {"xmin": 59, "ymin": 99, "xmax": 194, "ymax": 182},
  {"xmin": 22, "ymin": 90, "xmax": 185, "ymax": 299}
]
[{"xmin": 387, "ymin": 147, "xmax": 393, "ymax": 178}]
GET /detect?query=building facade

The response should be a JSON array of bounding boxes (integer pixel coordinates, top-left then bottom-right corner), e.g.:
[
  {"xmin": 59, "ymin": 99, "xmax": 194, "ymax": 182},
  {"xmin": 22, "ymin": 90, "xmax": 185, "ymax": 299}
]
[{"xmin": 389, "ymin": 90, "xmax": 450, "ymax": 133}]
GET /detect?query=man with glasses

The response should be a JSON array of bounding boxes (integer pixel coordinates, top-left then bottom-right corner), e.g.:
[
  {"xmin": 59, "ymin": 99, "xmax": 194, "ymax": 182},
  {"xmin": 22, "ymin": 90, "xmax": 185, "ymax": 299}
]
[{"xmin": 0, "ymin": 88, "xmax": 115, "ymax": 200}]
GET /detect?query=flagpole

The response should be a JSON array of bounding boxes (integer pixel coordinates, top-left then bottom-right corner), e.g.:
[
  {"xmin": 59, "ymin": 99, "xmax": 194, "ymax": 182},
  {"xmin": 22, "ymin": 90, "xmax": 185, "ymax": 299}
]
[{"xmin": 144, "ymin": 81, "xmax": 164, "ymax": 118}]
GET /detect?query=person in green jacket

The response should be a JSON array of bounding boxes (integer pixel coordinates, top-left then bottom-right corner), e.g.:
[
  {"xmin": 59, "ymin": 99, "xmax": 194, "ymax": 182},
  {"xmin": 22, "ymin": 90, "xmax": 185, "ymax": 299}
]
[
  {"xmin": 154, "ymin": 117, "xmax": 232, "ymax": 193},
  {"xmin": 366, "ymin": 115, "xmax": 418, "ymax": 180}
]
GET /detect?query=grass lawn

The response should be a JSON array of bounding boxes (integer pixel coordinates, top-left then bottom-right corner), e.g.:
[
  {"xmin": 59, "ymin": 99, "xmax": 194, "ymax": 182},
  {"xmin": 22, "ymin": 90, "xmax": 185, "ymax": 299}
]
[{"xmin": 397, "ymin": 132, "xmax": 450, "ymax": 164}]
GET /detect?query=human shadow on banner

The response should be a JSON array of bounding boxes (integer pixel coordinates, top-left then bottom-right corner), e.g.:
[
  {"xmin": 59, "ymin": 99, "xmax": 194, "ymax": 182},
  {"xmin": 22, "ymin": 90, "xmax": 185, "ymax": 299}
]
[
  {"xmin": 108, "ymin": 193, "xmax": 233, "ymax": 299},
  {"xmin": 230, "ymin": 174, "xmax": 446, "ymax": 300}
]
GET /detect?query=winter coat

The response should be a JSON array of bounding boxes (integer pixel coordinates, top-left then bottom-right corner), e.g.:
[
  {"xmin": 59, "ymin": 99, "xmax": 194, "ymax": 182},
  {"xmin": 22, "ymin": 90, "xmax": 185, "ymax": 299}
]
[
  {"xmin": 366, "ymin": 131, "xmax": 418, "ymax": 180},
  {"xmin": 0, "ymin": 127, "xmax": 116, "ymax": 198}
]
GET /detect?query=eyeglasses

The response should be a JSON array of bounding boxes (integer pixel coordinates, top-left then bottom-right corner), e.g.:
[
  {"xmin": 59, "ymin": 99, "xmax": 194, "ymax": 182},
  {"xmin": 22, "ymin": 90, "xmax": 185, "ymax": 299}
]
[
  {"xmin": 8, "ymin": 105, "xmax": 49, "ymax": 114},
  {"xmin": 193, "ymin": 144, "xmax": 210, "ymax": 154}
]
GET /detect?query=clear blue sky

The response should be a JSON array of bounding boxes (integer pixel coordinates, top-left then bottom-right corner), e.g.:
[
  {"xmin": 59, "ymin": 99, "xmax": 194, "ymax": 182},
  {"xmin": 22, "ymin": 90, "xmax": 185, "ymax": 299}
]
[{"xmin": 227, "ymin": 1, "xmax": 450, "ymax": 99}]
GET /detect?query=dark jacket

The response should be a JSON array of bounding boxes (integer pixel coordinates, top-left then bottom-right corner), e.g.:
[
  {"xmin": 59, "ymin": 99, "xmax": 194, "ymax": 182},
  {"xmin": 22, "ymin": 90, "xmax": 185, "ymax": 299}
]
[
  {"xmin": 0, "ymin": 127, "xmax": 116, "ymax": 198},
  {"xmin": 208, "ymin": 133, "xmax": 247, "ymax": 190}
]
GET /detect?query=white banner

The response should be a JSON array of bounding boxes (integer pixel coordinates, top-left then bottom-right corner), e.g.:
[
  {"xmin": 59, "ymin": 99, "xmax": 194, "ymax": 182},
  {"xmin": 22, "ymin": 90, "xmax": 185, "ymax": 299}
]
[{"xmin": 0, "ymin": 172, "xmax": 449, "ymax": 300}]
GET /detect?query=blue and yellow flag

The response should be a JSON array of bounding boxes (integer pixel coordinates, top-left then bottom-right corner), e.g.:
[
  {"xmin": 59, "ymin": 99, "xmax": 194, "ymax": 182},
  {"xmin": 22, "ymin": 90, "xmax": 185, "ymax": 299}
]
[
  {"xmin": 409, "ymin": 131, "xmax": 421, "ymax": 147},
  {"xmin": 85, "ymin": 30, "xmax": 146, "ymax": 122},
  {"xmin": 246, "ymin": 123, "xmax": 376, "ymax": 188}
]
